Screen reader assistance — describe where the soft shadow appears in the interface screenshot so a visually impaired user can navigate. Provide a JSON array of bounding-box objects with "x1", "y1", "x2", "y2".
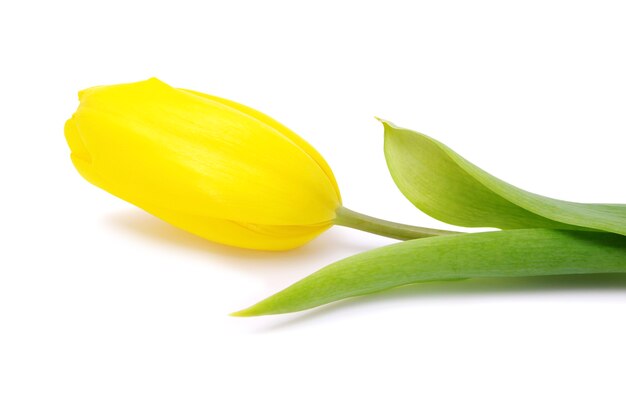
[
  {"x1": 259, "y1": 273, "x2": 626, "y2": 331},
  {"x1": 103, "y1": 209, "x2": 384, "y2": 274}
]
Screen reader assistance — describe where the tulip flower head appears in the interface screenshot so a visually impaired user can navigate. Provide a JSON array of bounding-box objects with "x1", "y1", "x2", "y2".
[{"x1": 65, "y1": 78, "x2": 342, "y2": 250}]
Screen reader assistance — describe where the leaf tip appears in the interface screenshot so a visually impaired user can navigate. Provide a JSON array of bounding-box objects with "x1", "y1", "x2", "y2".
[
  {"x1": 229, "y1": 308, "x2": 256, "y2": 317},
  {"x1": 375, "y1": 118, "x2": 405, "y2": 136},
  {"x1": 374, "y1": 116, "x2": 395, "y2": 127},
  {"x1": 230, "y1": 300, "x2": 274, "y2": 317}
]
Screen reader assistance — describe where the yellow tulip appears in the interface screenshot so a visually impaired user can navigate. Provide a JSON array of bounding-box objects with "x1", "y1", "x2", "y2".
[
  {"x1": 65, "y1": 78, "x2": 341, "y2": 250},
  {"x1": 65, "y1": 78, "x2": 452, "y2": 250}
]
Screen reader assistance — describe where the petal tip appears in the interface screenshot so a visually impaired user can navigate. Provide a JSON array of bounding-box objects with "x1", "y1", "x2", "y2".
[{"x1": 64, "y1": 116, "x2": 92, "y2": 163}]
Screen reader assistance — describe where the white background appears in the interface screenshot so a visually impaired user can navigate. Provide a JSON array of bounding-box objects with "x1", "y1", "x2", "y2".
[{"x1": 2, "y1": 1, "x2": 626, "y2": 413}]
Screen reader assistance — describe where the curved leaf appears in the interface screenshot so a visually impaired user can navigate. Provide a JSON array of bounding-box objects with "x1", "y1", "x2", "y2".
[
  {"x1": 382, "y1": 121, "x2": 626, "y2": 235},
  {"x1": 234, "y1": 229, "x2": 626, "y2": 316}
]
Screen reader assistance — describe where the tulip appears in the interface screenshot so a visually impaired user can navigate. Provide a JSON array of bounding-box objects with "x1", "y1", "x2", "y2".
[{"x1": 65, "y1": 78, "x2": 453, "y2": 250}]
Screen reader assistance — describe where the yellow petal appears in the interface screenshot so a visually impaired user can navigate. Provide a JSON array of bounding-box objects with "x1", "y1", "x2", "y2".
[
  {"x1": 65, "y1": 78, "x2": 341, "y2": 250},
  {"x1": 180, "y1": 88, "x2": 341, "y2": 202}
]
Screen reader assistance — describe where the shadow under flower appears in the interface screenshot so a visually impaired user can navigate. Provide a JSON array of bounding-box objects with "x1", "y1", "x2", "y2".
[{"x1": 103, "y1": 208, "x2": 389, "y2": 287}]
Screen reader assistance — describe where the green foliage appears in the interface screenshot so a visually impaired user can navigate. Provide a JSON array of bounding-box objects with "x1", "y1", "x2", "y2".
[
  {"x1": 235, "y1": 122, "x2": 626, "y2": 316},
  {"x1": 382, "y1": 120, "x2": 626, "y2": 234},
  {"x1": 234, "y1": 230, "x2": 626, "y2": 316}
]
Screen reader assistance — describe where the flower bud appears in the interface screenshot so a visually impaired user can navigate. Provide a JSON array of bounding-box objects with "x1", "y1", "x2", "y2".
[{"x1": 65, "y1": 78, "x2": 341, "y2": 250}]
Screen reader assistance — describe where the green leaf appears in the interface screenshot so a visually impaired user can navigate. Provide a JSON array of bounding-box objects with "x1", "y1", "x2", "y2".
[
  {"x1": 233, "y1": 229, "x2": 626, "y2": 316},
  {"x1": 382, "y1": 120, "x2": 626, "y2": 235}
]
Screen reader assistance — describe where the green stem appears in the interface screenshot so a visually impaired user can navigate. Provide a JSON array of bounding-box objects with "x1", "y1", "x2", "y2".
[{"x1": 334, "y1": 206, "x2": 459, "y2": 240}]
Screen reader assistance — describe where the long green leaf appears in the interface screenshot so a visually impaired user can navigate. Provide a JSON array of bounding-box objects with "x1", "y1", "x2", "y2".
[
  {"x1": 233, "y1": 229, "x2": 626, "y2": 316},
  {"x1": 382, "y1": 121, "x2": 626, "y2": 235}
]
